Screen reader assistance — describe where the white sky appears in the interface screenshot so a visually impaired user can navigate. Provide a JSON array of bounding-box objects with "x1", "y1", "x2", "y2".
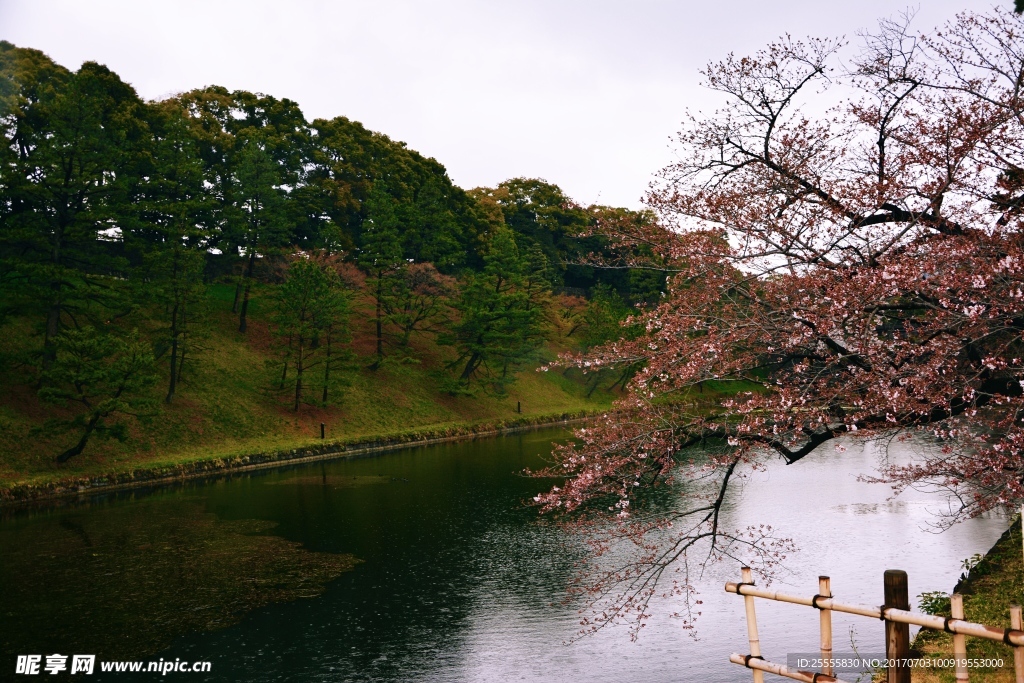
[{"x1": 0, "y1": 0, "x2": 998, "y2": 208}]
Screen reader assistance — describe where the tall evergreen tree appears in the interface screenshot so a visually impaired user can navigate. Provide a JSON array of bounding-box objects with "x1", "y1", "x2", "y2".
[
  {"x1": 440, "y1": 227, "x2": 547, "y2": 391},
  {"x1": 0, "y1": 49, "x2": 146, "y2": 367},
  {"x1": 403, "y1": 177, "x2": 464, "y2": 270},
  {"x1": 232, "y1": 135, "x2": 288, "y2": 333},
  {"x1": 134, "y1": 104, "x2": 212, "y2": 402},
  {"x1": 272, "y1": 255, "x2": 352, "y2": 411},
  {"x1": 358, "y1": 184, "x2": 405, "y2": 367}
]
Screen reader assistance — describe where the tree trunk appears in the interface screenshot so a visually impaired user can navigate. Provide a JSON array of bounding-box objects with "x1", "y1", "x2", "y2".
[
  {"x1": 178, "y1": 343, "x2": 186, "y2": 383},
  {"x1": 460, "y1": 352, "x2": 480, "y2": 381},
  {"x1": 43, "y1": 302, "x2": 61, "y2": 370},
  {"x1": 166, "y1": 302, "x2": 179, "y2": 403},
  {"x1": 43, "y1": 229, "x2": 64, "y2": 372},
  {"x1": 322, "y1": 325, "x2": 331, "y2": 405},
  {"x1": 239, "y1": 252, "x2": 256, "y2": 333},
  {"x1": 231, "y1": 279, "x2": 242, "y2": 313},
  {"x1": 56, "y1": 413, "x2": 101, "y2": 463},
  {"x1": 177, "y1": 298, "x2": 188, "y2": 384},
  {"x1": 373, "y1": 270, "x2": 384, "y2": 366},
  {"x1": 293, "y1": 336, "x2": 304, "y2": 412}
]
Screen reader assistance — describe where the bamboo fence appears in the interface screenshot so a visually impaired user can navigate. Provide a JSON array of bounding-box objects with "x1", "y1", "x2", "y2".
[{"x1": 724, "y1": 567, "x2": 1024, "y2": 683}]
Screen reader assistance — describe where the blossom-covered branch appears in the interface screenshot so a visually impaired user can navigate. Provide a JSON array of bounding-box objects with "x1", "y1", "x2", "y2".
[{"x1": 535, "y1": 7, "x2": 1024, "y2": 636}]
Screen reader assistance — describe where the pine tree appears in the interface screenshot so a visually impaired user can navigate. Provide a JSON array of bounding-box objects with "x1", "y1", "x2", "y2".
[
  {"x1": 135, "y1": 105, "x2": 212, "y2": 402},
  {"x1": 440, "y1": 227, "x2": 547, "y2": 392},
  {"x1": 0, "y1": 53, "x2": 146, "y2": 369},
  {"x1": 272, "y1": 256, "x2": 352, "y2": 411},
  {"x1": 39, "y1": 328, "x2": 156, "y2": 462},
  {"x1": 358, "y1": 184, "x2": 405, "y2": 367},
  {"x1": 233, "y1": 135, "x2": 289, "y2": 333}
]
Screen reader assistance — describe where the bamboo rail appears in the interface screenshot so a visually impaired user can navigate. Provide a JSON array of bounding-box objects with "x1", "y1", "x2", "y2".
[
  {"x1": 726, "y1": 567, "x2": 1024, "y2": 682},
  {"x1": 728, "y1": 653, "x2": 853, "y2": 683},
  {"x1": 724, "y1": 581, "x2": 1024, "y2": 646}
]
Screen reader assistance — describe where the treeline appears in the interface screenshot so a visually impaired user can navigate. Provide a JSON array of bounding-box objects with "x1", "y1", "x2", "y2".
[{"x1": 0, "y1": 42, "x2": 656, "y2": 461}]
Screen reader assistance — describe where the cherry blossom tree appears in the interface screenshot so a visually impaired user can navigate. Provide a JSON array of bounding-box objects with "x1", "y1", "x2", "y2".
[{"x1": 536, "y1": 7, "x2": 1024, "y2": 637}]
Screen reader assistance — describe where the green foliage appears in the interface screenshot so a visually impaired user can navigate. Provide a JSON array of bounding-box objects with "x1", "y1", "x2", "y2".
[
  {"x1": 358, "y1": 184, "x2": 406, "y2": 364},
  {"x1": 473, "y1": 179, "x2": 586, "y2": 289},
  {"x1": 580, "y1": 284, "x2": 633, "y2": 348},
  {"x1": 0, "y1": 40, "x2": 643, "y2": 469},
  {"x1": 0, "y1": 44, "x2": 144, "y2": 361},
  {"x1": 271, "y1": 256, "x2": 354, "y2": 410},
  {"x1": 381, "y1": 262, "x2": 456, "y2": 351},
  {"x1": 38, "y1": 328, "x2": 157, "y2": 462},
  {"x1": 959, "y1": 552, "x2": 993, "y2": 583},
  {"x1": 917, "y1": 591, "x2": 951, "y2": 616},
  {"x1": 440, "y1": 227, "x2": 547, "y2": 393},
  {"x1": 303, "y1": 116, "x2": 491, "y2": 269},
  {"x1": 472, "y1": 179, "x2": 667, "y2": 303}
]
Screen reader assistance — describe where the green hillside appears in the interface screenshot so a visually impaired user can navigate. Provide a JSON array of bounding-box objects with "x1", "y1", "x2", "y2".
[
  {"x1": 0, "y1": 283, "x2": 616, "y2": 489},
  {"x1": 0, "y1": 41, "x2": 655, "y2": 494}
]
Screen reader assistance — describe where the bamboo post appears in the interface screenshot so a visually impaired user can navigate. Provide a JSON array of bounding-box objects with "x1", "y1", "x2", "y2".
[
  {"x1": 819, "y1": 576, "x2": 834, "y2": 677},
  {"x1": 1011, "y1": 605, "x2": 1024, "y2": 683},
  {"x1": 951, "y1": 593, "x2": 969, "y2": 682},
  {"x1": 320, "y1": 422, "x2": 325, "y2": 439},
  {"x1": 741, "y1": 566, "x2": 766, "y2": 683},
  {"x1": 884, "y1": 570, "x2": 911, "y2": 683}
]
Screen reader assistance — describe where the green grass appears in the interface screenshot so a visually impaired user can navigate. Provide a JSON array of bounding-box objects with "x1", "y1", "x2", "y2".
[
  {"x1": 910, "y1": 519, "x2": 1023, "y2": 682},
  {"x1": 0, "y1": 284, "x2": 618, "y2": 490}
]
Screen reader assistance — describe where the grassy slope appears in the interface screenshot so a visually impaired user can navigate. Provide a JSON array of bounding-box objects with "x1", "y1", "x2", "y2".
[
  {"x1": 0, "y1": 284, "x2": 617, "y2": 488},
  {"x1": 909, "y1": 519, "x2": 1023, "y2": 683}
]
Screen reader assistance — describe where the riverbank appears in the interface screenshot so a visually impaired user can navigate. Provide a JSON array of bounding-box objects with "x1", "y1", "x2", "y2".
[
  {"x1": 910, "y1": 517, "x2": 1023, "y2": 682},
  {"x1": 0, "y1": 410, "x2": 594, "y2": 506},
  {"x1": 0, "y1": 283, "x2": 624, "y2": 496}
]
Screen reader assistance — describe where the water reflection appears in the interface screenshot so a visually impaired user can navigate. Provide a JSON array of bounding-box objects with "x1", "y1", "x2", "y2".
[
  {"x1": 0, "y1": 496, "x2": 357, "y2": 664},
  {"x1": 0, "y1": 429, "x2": 1010, "y2": 682}
]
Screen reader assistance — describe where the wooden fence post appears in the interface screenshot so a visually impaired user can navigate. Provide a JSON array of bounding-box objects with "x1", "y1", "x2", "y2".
[
  {"x1": 1011, "y1": 605, "x2": 1024, "y2": 683},
  {"x1": 741, "y1": 566, "x2": 765, "y2": 683},
  {"x1": 884, "y1": 569, "x2": 911, "y2": 683},
  {"x1": 819, "y1": 576, "x2": 833, "y2": 676},
  {"x1": 320, "y1": 422, "x2": 325, "y2": 439},
  {"x1": 950, "y1": 593, "x2": 969, "y2": 682}
]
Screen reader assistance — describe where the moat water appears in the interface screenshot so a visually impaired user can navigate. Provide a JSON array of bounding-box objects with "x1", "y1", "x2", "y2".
[{"x1": 0, "y1": 428, "x2": 1008, "y2": 681}]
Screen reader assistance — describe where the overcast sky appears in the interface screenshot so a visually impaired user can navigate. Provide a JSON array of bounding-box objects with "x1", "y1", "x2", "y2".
[{"x1": 0, "y1": 0, "x2": 998, "y2": 207}]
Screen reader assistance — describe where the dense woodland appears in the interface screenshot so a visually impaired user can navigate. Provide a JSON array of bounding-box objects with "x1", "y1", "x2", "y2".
[{"x1": 0, "y1": 41, "x2": 659, "y2": 464}]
